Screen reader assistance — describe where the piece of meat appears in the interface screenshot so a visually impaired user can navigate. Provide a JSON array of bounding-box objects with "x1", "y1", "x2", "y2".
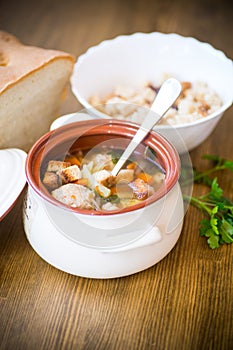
[
  {"x1": 51, "y1": 183, "x2": 97, "y2": 209},
  {"x1": 128, "y1": 178, "x2": 155, "y2": 200},
  {"x1": 42, "y1": 171, "x2": 61, "y2": 191}
]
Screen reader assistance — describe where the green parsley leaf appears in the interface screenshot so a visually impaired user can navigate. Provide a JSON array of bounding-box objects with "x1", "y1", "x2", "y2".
[
  {"x1": 207, "y1": 234, "x2": 220, "y2": 249},
  {"x1": 104, "y1": 195, "x2": 120, "y2": 203},
  {"x1": 184, "y1": 154, "x2": 233, "y2": 249},
  {"x1": 210, "y1": 206, "x2": 219, "y2": 235},
  {"x1": 200, "y1": 219, "x2": 213, "y2": 237},
  {"x1": 202, "y1": 154, "x2": 221, "y2": 162},
  {"x1": 210, "y1": 178, "x2": 223, "y2": 200},
  {"x1": 223, "y1": 160, "x2": 233, "y2": 171},
  {"x1": 219, "y1": 219, "x2": 233, "y2": 244}
]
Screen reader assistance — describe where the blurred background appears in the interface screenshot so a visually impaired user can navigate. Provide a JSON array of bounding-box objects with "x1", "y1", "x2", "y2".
[
  {"x1": 1, "y1": 0, "x2": 232, "y2": 52},
  {"x1": 1, "y1": 0, "x2": 232, "y2": 116}
]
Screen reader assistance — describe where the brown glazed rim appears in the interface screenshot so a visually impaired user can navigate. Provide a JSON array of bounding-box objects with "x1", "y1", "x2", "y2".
[{"x1": 26, "y1": 119, "x2": 180, "y2": 216}]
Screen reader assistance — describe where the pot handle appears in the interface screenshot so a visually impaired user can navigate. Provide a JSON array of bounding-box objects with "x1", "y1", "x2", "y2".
[{"x1": 103, "y1": 225, "x2": 162, "y2": 253}]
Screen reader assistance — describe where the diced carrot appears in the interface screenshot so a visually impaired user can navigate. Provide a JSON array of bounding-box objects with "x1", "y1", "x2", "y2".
[
  {"x1": 65, "y1": 155, "x2": 81, "y2": 166},
  {"x1": 73, "y1": 178, "x2": 89, "y2": 186},
  {"x1": 127, "y1": 162, "x2": 136, "y2": 170},
  {"x1": 136, "y1": 172, "x2": 154, "y2": 184}
]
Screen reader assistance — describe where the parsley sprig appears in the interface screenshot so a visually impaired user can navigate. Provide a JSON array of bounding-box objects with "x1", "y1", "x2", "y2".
[
  {"x1": 193, "y1": 154, "x2": 233, "y2": 185},
  {"x1": 182, "y1": 155, "x2": 233, "y2": 249}
]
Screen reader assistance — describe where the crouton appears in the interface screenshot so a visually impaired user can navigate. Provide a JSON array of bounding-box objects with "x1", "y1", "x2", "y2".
[
  {"x1": 42, "y1": 171, "x2": 61, "y2": 191},
  {"x1": 93, "y1": 170, "x2": 116, "y2": 187},
  {"x1": 47, "y1": 160, "x2": 71, "y2": 173},
  {"x1": 58, "y1": 165, "x2": 82, "y2": 183}
]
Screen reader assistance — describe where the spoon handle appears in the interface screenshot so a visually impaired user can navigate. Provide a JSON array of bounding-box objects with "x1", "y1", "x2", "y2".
[{"x1": 111, "y1": 78, "x2": 182, "y2": 176}]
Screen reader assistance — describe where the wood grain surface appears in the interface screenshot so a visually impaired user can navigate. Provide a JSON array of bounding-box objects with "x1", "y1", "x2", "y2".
[{"x1": 0, "y1": 0, "x2": 232, "y2": 349}]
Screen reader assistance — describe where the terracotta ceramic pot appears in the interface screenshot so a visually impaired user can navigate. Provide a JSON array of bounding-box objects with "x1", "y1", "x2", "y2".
[{"x1": 25, "y1": 119, "x2": 181, "y2": 249}]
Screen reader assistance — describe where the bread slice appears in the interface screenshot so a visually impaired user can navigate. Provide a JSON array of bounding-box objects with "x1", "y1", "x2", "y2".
[{"x1": 0, "y1": 31, "x2": 75, "y2": 151}]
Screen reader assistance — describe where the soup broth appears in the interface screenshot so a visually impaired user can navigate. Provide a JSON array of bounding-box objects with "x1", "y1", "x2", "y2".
[{"x1": 41, "y1": 147, "x2": 165, "y2": 212}]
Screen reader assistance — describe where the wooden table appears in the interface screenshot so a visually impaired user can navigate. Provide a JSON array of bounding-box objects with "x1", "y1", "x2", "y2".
[{"x1": 0, "y1": 0, "x2": 232, "y2": 349}]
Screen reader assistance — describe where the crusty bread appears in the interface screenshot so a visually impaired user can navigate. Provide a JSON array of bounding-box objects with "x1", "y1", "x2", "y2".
[{"x1": 0, "y1": 31, "x2": 75, "y2": 151}]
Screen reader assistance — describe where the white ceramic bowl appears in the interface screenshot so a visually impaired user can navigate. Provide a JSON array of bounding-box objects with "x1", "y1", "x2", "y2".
[
  {"x1": 25, "y1": 119, "x2": 182, "y2": 249},
  {"x1": 71, "y1": 32, "x2": 233, "y2": 153}
]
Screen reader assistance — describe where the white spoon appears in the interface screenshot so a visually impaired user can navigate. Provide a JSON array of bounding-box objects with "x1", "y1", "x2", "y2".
[{"x1": 111, "y1": 78, "x2": 182, "y2": 176}]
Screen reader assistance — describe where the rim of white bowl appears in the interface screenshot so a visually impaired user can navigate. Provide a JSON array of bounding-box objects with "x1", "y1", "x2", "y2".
[{"x1": 71, "y1": 32, "x2": 233, "y2": 130}]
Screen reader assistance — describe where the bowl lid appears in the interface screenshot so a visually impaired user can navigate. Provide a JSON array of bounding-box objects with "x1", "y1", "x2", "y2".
[{"x1": 0, "y1": 148, "x2": 27, "y2": 221}]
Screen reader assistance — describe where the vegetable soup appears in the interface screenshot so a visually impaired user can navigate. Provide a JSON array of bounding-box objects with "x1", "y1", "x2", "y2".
[{"x1": 42, "y1": 147, "x2": 165, "y2": 212}]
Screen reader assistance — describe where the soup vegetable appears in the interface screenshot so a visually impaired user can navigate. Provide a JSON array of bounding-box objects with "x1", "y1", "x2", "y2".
[{"x1": 42, "y1": 148, "x2": 165, "y2": 211}]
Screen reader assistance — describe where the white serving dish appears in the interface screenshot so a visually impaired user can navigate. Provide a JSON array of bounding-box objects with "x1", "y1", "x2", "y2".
[{"x1": 71, "y1": 32, "x2": 233, "y2": 153}]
